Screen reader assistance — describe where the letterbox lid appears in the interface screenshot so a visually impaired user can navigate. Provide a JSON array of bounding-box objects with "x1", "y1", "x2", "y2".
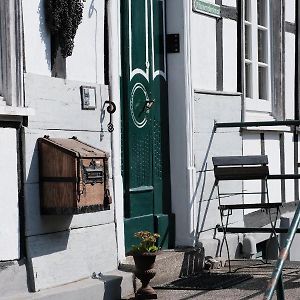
[{"x1": 39, "y1": 136, "x2": 108, "y2": 158}]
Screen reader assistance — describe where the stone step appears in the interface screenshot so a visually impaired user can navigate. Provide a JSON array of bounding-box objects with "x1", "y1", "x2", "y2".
[{"x1": 119, "y1": 248, "x2": 204, "y2": 286}]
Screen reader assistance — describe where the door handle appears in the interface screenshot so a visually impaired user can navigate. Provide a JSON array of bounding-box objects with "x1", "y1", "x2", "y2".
[
  {"x1": 144, "y1": 99, "x2": 155, "y2": 112},
  {"x1": 138, "y1": 98, "x2": 155, "y2": 117}
]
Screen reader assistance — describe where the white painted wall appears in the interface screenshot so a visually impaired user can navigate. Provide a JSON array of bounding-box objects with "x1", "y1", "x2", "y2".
[
  {"x1": 242, "y1": 132, "x2": 261, "y2": 210},
  {"x1": 193, "y1": 93, "x2": 243, "y2": 238},
  {"x1": 21, "y1": 0, "x2": 116, "y2": 285},
  {"x1": 222, "y1": 0, "x2": 236, "y2": 6},
  {"x1": 22, "y1": 0, "x2": 105, "y2": 84},
  {"x1": 67, "y1": 0, "x2": 105, "y2": 83},
  {"x1": 0, "y1": 128, "x2": 19, "y2": 260},
  {"x1": 223, "y1": 19, "x2": 237, "y2": 92},
  {"x1": 22, "y1": 0, "x2": 51, "y2": 76},
  {"x1": 27, "y1": 223, "x2": 117, "y2": 291},
  {"x1": 264, "y1": 133, "x2": 281, "y2": 203},
  {"x1": 191, "y1": 13, "x2": 216, "y2": 91},
  {"x1": 23, "y1": 73, "x2": 117, "y2": 290},
  {"x1": 285, "y1": 0, "x2": 295, "y2": 23},
  {"x1": 285, "y1": 33, "x2": 295, "y2": 120},
  {"x1": 284, "y1": 133, "x2": 295, "y2": 202}
]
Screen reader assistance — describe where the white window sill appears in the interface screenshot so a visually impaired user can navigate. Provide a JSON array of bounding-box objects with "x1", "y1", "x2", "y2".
[
  {"x1": 243, "y1": 111, "x2": 292, "y2": 133},
  {"x1": 0, "y1": 105, "x2": 35, "y2": 117},
  {"x1": 245, "y1": 98, "x2": 272, "y2": 113}
]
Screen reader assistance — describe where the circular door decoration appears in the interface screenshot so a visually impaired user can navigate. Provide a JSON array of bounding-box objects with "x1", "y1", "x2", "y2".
[{"x1": 130, "y1": 83, "x2": 150, "y2": 128}]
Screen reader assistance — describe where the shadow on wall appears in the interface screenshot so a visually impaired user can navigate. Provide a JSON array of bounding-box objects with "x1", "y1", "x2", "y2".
[
  {"x1": 26, "y1": 230, "x2": 71, "y2": 292},
  {"x1": 26, "y1": 141, "x2": 74, "y2": 235},
  {"x1": 25, "y1": 141, "x2": 73, "y2": 291},
  {"x1": 38, "y1": 0, "x2": 52, "y2": 71}
]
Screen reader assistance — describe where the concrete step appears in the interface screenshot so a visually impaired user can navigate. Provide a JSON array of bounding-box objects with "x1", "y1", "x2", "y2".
[
  {"x1": 119, "y1": 248, "x2": 205, "y2": 286},
  {"x1": 0, "y1": 270, "x2": 134, "y2": 300}
]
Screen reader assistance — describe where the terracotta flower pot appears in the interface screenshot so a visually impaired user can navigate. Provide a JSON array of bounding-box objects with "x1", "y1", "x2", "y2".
[{"x1": 133, "y1": 253, "x2": 157, "y2": 299}]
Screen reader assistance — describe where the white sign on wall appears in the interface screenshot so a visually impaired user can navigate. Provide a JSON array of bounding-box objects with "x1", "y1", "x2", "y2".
[{"x1": 192, "y1": 0, "x2": 221, "y2": 18}]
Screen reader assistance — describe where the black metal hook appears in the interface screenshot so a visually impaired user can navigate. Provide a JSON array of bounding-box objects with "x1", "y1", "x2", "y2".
[{"x1": 104, "y1": 101, "x2": 116, "y2": 114}]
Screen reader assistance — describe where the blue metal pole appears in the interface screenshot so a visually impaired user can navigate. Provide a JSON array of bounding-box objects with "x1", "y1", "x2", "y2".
[{"x1": 263, "y1": 202, "x2": 300, "y2": 299}]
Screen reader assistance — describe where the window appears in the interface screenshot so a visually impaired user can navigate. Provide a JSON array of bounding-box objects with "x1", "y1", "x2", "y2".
[
  {"x1": 244, "y1": 0, "x2": 272, "y2": 114},
  {"x1": 0, "y1": 0, "x2": 24, "y2": 108}
]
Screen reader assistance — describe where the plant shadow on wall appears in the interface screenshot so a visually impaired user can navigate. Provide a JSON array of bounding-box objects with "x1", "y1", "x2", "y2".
[{"x1": 38, "y1": 0, "x2": 52, "y2": 70}]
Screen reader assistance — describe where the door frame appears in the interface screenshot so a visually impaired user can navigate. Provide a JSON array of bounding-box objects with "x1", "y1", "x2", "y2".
[{"x1": 109, "y1": 0, "x2": 194, "y2": 260}]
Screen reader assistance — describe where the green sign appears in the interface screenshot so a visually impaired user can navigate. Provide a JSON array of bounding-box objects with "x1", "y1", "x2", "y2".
[{"x1": 193, "y1": 0, "x2": 221, "y2": 18}]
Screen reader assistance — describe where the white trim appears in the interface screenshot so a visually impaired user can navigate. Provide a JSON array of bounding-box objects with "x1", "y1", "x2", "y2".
[
  {"x1": 0, "y1": 0, "x2": 24, "y2": 108},
  {"x1": 129, "y1": 0, "x2": 149, "y2": 82},
  {"x1": 150, "y1": 0, "x2": 167, "y2": 80},
  {"x1": 0, "y1": 106, "x2": 34, "y2": 116},
  {"x1": 166, "y1": 0, "x2": 195, "y2": 246},
  {"x1": 244, "y1": 0, "x2": 272, "y2": 114},
  {"x1": 108, "y1": 0, "x2": 125, "y2": 261}
]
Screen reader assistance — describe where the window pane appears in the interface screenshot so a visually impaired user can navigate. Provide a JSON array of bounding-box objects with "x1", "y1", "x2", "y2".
[
  {"x1": 245, "y1": 63, "x2": 252, "y2": 98},
  {"x1": 257, "y1": 0, "x2": 267, "y2": 27},
  {"x1": 245, "y1": 0, "x2": 251, "y2": 22},
  {"x1": 258, "y1": 66, "x2": 268, "y2": 100},
  {"x1": 258, "y1": 29, "x2": 268, "y2": 63},
  {"x1": 245, "y1": 25, "x2": 252, "y2": 60}
]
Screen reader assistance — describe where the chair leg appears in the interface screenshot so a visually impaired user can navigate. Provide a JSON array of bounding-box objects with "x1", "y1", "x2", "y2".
[
  {"x1": 196, "y1": 181, "x2": 218, "y2": 244},
  {"x1": 217, "y1": 184, "x2": 231, "y2": 272},
  {"x1": 265, "y1": 179, "x2": 281, "y2": 260}
]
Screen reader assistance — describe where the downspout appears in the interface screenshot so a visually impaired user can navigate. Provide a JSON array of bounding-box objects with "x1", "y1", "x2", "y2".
[{"x1": 107, "y1": 0, "x2": 126, "y2": 261}]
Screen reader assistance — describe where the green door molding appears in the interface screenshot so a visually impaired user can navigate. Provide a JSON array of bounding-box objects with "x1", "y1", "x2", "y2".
[{"x1": 121, "y1": 0, "x2": 174, "y2": 253}]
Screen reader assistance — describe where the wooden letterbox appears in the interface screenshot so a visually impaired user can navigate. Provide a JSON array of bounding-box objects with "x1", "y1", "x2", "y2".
[{"x1": 38, "y1": 136, "x2": 111, "y2": 214}]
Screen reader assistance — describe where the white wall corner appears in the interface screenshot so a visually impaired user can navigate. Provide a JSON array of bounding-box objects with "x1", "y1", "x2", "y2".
[{"x1": 166, "y1": 0, "x2": 195, "y2": 247}]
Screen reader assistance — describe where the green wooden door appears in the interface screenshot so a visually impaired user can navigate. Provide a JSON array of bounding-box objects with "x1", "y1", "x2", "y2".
[{"x1": 121, "y1": 0, "x2": 173, "y2": 252}]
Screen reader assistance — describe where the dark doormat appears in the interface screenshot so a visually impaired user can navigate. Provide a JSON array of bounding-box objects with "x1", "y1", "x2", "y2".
[{"x1": 154, "y1": 272, "x2": 253, "y2": 290}]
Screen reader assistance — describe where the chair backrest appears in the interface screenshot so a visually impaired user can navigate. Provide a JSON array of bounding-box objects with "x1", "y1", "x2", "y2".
[{"x1": 212, "y1": 155, "x2": 269, "y2": 181}]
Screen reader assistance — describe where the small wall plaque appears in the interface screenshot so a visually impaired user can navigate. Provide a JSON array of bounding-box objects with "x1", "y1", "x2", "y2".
[{"x1": 80, "y1": 86, "x2": 97, "y2": 110}]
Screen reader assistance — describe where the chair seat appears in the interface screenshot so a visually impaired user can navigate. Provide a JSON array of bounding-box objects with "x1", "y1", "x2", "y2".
[{"x1": 217, "y1": 227, "x2": 299, "y2": 233}]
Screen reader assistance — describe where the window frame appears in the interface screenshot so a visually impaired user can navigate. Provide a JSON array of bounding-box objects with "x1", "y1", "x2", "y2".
[{"x1": 243, "y1": 0, "x2": 273, "y2": 114}]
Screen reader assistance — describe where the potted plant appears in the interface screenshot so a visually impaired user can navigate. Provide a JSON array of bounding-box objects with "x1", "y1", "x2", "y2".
[{"x1": 130, "y1": 231, "x2": 160, "y2": 299}]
